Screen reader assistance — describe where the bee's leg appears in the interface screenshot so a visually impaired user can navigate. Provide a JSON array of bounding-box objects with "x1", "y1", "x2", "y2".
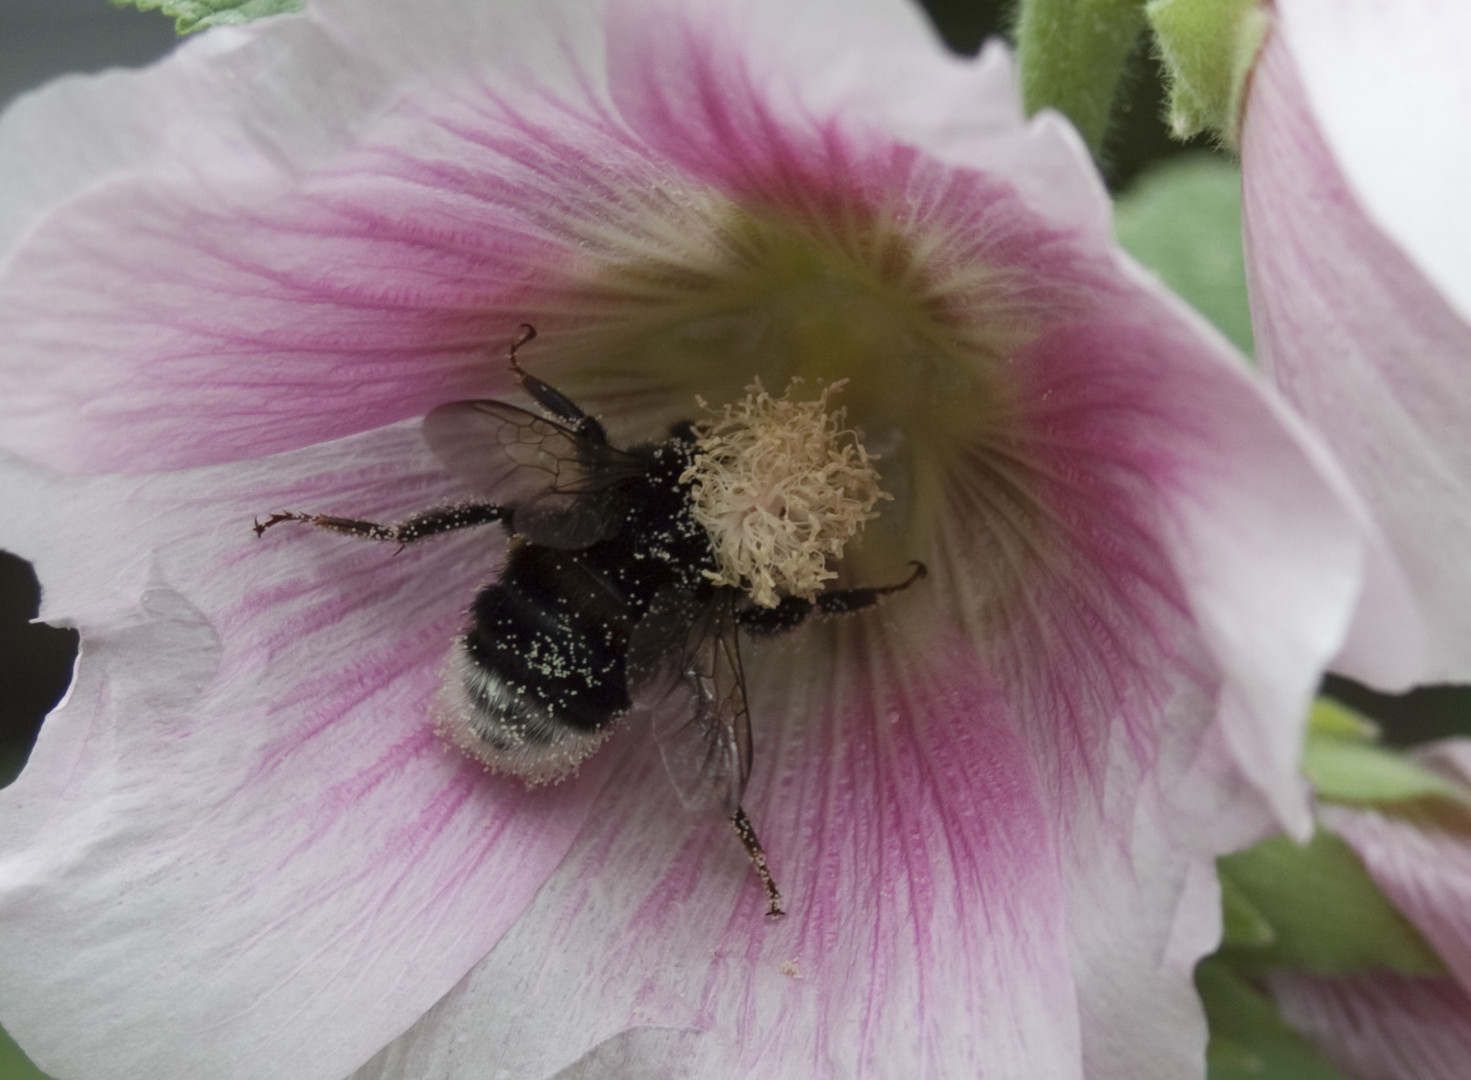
[
  {"x1": 812, "y1": 560, "x2": 928, "y2": 614},
  {"x1": 736, "y1": 561, "x2": 928, "y2": 637},
  {"x1": 504, "y1": 324, "x2": 609, "y2": 446},
  {"x1": 730, "y1": 806, "x2": 784, "y2": 919},
  {"x1": 253, "y1": 502, "x2": 511, "y2": 545}
]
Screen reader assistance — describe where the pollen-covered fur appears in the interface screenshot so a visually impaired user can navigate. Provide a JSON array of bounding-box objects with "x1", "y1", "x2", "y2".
[{"x1": 433, "y1": 642, "x2": 614, "y2": 785}]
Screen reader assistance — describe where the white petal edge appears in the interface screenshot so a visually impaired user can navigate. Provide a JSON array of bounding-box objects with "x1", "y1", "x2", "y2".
[
  {"x1": 1275, "y1": 0, "x2": 1471, "y2": 325},
  {"x1": 1242, "y1": 29, "x2": 1469, "y2": 685}
]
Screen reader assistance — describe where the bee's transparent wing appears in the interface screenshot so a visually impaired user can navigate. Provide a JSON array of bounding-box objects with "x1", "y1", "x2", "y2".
[
  {"x1": 423, "y1": 400, "x2": 643, "y2": 549},
  {"x1": 627, "y1": 589, "x2": 752, "y2": 815}
]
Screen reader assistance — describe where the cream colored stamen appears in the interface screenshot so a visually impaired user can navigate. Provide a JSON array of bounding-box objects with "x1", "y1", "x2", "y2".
[{"x1": 681, "y1": 380, "x2": 889, "y2": 608}]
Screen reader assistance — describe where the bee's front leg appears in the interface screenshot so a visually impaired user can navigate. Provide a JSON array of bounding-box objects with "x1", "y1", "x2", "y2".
[
  {"x1": 503, "y1": 323, "x2": 609, "y2": 446},
  {"x1": 736, "y1": 561, "x2": 928, "y2": 636}
]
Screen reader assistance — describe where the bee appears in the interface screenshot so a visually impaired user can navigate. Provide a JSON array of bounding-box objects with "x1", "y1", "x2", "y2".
[{"x1": 255, "y1": 326, "x2": 925, "y2": 917}]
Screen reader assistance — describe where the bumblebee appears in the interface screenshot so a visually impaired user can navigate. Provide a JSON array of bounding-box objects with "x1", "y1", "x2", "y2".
[{"x1": 257, "y1": 327, "x2": 924, "y2": 916}]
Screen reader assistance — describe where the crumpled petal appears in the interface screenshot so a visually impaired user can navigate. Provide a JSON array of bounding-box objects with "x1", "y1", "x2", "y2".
[
  {"x1": 0, "y1": 433, "x2": 620, "y2": 1080},
  {"x1": 1240, "y1": 1, "x2": 1471, "y2": 685}
]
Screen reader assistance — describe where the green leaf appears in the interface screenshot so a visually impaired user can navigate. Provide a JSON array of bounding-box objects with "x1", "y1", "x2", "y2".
[
  {"x1": 1218, "y1": 831, "x2": 1445, "y2": 976},
  {"x1": 1013, "y1": 0, "x2": 1147, "y2": 152},
  {"x1": 111, "y1": 0, "x2": 303, "y2": 35},
  {"x1": 1305, "y1": 736, "x2": 1471, "y2": 808},
  {"x1": 1197, "y1": 959, "x2": 1352, "y2": 1080},
  {"x1": 1114, "y1": 153, "x2": 1253, "y2": 355},
  {"x1": 1145, "y1": 0, "x2": 1267, "y2": 145},
  {"x1": 1220, "y1": 875, "x2": 1275, "y2": 949},
  {"x1": 1306, "y1": 698, "x2": 1378, "y2": 743},
  {"x1": 1303, "y1": 698, "x2": 1471, "y2": 808}
]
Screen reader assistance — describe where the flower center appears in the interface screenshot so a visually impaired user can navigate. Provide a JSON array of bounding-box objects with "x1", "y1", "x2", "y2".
[
  {"x1": 681, "y1": 380, "x2": 889, "y2": 607},
  {"x1": 543, "y1": 201, "x2": 1035, "y2": 582}
]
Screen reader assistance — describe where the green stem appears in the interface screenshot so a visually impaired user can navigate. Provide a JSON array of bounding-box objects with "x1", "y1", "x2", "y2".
[{"x1": 1013, "y1": 0, "x2": 1147, "y2": 153}]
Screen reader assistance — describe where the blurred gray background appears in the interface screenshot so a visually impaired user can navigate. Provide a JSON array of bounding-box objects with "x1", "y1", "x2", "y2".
[{"x1": 0, "y1": 0, "x2": 176, "y2": 105}]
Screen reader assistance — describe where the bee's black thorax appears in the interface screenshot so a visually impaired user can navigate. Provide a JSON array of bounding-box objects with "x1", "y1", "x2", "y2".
[{"x1": 462, "y1": 438, "x2": 717, "y2": 736}]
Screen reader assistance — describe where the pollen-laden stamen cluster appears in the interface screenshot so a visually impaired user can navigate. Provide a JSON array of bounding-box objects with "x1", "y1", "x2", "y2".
[{"x1": 681, "y1": 380, "x2": 890, "y2": 608}]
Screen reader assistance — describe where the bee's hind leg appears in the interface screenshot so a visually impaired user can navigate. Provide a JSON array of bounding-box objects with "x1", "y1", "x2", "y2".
[
  {"x1": 730, "y1": 806, "x2": 785, "y2": 919},
  {"x1": 725, "y1": 564, "x2": 928, "y2": 919},
  {"x1": 253, "y1": 502, "x2": 511, "y2": 546}
]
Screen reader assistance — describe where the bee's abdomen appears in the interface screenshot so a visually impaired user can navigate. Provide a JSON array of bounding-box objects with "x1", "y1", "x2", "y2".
[{"x1": 462, "y1": 545, "x2": 634, "y2": 735}]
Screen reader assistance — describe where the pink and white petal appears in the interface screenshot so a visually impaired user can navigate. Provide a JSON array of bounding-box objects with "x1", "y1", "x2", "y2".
[
  {"x1": 0, "y1": 0, "x2": 1102, "y2": 485},
  {"x1": 1058, "y1": 790, "x2": 1220, "y2": 1079},
  {"x1": 0, "y1": 0, "x2": 615, "y2": 267},
  {"x1": 1241, "y1": 28, "x2": 1471, "y2": 684},
  {"x1": 0, "y1": 0, "x2": 732, "y2": 474},
  {"x1": 0, "y1": 18, "x2": 392, "y2": 265},
  {"x1": 0, "y1": 435, "x2": 612, "y2": 1080},
  {"x1": 609, "y1": 0, "x2": 1365, "y2": 829},
  {"x1": 987, "y1": 302, "x2": 1362, "y2": 1073},
  {"x1": 357, "y1": 633, "x2": 1086, "y2": 1080},
  {"x1": 1008, "y1": 295, "x2": 1362, "y2": 840},
  {"x1": 1272, "y1": 0, "x2": 1471, "y2": 325},
  {"x1": 611, "y1": 0, "x2": 1367, "y2": 834},
  {"x1": 1268, "y1": 972, "x2": 1471, "y2": 1080},
  {"x1": 1006, "y1": 270, "x2": 1441, "y2": 1077},
  {"x1": 605, "y1": 0, "x2": 1111, "y2": 242},
  {"x1": 936, "y1": 294, "x2": 1360, "y2": 1076},
  {"x1": 309, "y1": 0, "x2": 609, "y2": 103},
  {"x1": 353, "y1": 220, "x2": 1370, "y2": 1080}
]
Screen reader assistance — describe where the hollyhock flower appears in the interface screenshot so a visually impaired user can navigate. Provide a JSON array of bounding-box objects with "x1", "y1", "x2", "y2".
[
  {"x1": 0, "y1": 0, "x2": 1376, "y2": 1076},
  {"x1": 1239, "y1": 0, "x2": 1471, "y2": 686},
  {"x1": 1268, "y1": 740, "x2": 1471, "y2": 1079}
]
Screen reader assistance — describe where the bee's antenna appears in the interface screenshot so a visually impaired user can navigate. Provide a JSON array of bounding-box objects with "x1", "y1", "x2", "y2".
[
  {"x1": 731, "y1": 807, "x2": 785, "y2": 919},
  {"x1": 507, "y1": 323, "x2": 537, "y2": 380}
]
